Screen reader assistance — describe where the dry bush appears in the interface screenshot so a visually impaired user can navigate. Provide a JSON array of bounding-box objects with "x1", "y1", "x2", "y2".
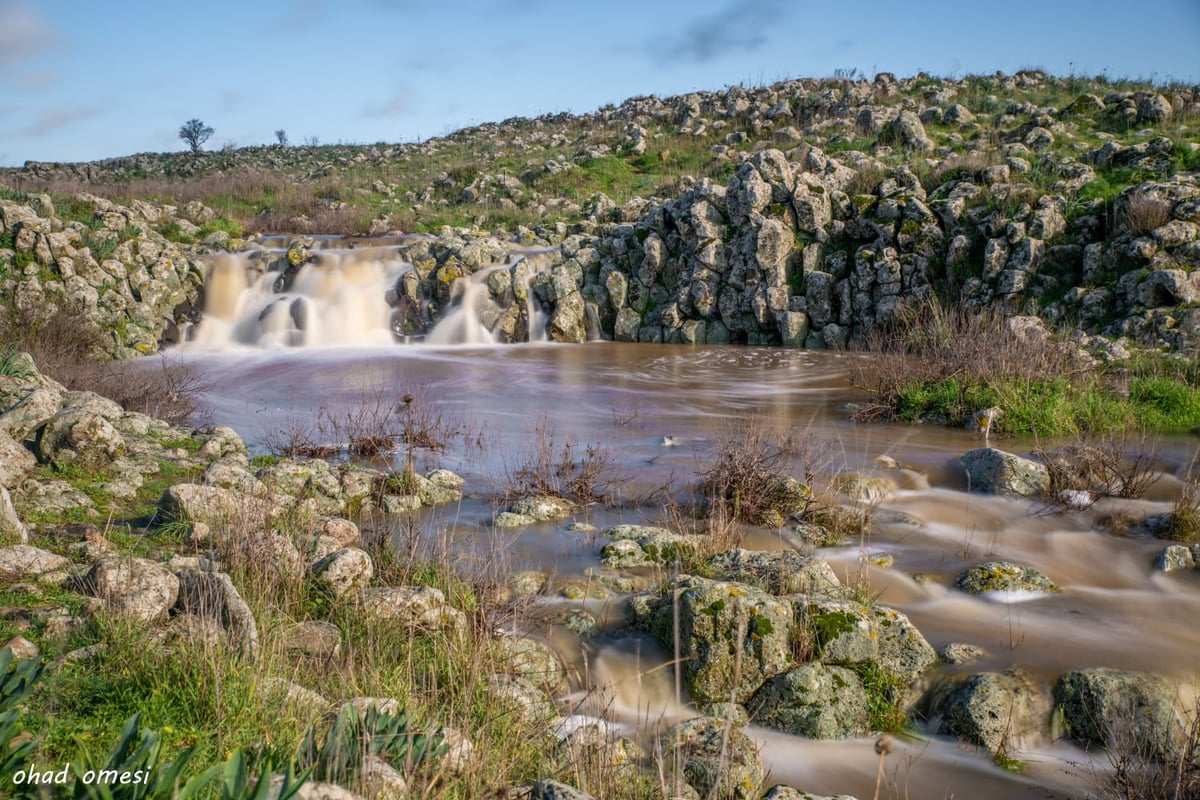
[
  {"x1": 851, "y1": 297, "x2": 1088, "y2": 422},
  {"x1": 1035, "y1": 434, "x2": 1163, "y2": 504},
  {"x1": 500, "y1": 421, "x2": 625, "y2": 505},
  {"x1": 1116, "y1": 189, "x2": 1174, "y2": 238},
  {"x1": 696, "y1": 423, "x2": 815, "y2": 527},
  {"x1": 1088, "y1": 696, "x2": 1200, "y2": 800},
  {"x1": 260, "y1": 381, "x2": 461, "y2": 462},
  {"x1": 0, "y1": 307, "x2": 207, "y2": 426}
]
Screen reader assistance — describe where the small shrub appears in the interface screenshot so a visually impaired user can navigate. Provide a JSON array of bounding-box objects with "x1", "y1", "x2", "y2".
[
  {"x1": 1161, "y1": 479, "x2": 1200, "y2": 544},
  {"x1": 1116, "y1": 189, "x2": 1173, "y2": 237},
  {"x1": 696, "y1": 424, "x2": 813, "y2": 527},
  {"x1": 501, "y1": 421, "x2": 623, "y2": 505}
]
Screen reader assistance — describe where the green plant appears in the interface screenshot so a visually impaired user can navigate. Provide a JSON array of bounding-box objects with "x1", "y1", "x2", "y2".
[{"x1": 296, "y1": 703, "x2": 446, "y2": 787}]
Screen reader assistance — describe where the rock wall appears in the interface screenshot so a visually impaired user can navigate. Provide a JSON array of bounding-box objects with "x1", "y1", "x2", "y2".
[{"x1": 0, "y1": 193, "x2": 206, "y2": 357}]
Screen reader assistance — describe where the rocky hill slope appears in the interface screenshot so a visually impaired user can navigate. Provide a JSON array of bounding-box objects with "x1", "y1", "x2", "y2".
[{"x1": 2, "y1": 70, "x2": 1199, "y2": 356}]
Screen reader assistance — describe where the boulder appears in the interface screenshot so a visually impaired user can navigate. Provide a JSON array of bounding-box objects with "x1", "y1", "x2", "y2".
[
  {"x1": 601, "y1": 525, "x2": 700, "y2": 567},
  {"x1": 938, "y1": 670, "x2": 1052, "y2": 755},
  {"x1": 35, "y1": 410, "x2": 125, "y2": 469},
  {"x1": 310, "y1": 548, "x2": 374, "y2": 598},
  {"x1": 484, "y1": 674, "x2": 559, "y2": 725},
  {"x1": 0, "y1": 429, "x2": 36, "y2": 488},
  {"x1": 960, "y1": 448, "x2": 1049, "y2": 498},
  {"x1": 159, "y1": 483, "x2": 262, "y2": 526},
  {"x1": 890, "y1": 111, "x2": 935, "y2": 152},
  {"x1": 509, "y1": 495, "x2": 575, "y2": 521},
  {"x1": 0, "y1": 387, "x2": 63, "y2": 440},
  {"x1": 86, "y1": 555, "x2": 179, "y2": 622},
  {"x1": 629, "y1": 575, "x2": 793, "y2": 704},
  {"x1": 494, "y1": 635, "x2": 566, "y2": 693},
  {"x1": 660, "y1": 716, "x2": 763, "y2": 800},
  {"x1": 0, "y1": 488, "x2": 29, "y2": 544},
  {"x1": 748, "y1": 663, "x2": 871, "y2": 738},
  {"x1": 13, "y1": 478, "x2": 93, "y2": 518},
  {"x1": 799, "y1": 599, "x2": 938, "y2": 684},
  {"x1": 956, "y1": 561, "x2": 1059, "y2": 596},
  {"x1": 0, "y1": 544, "x2": 69, "y2": 579},
  {"x1": 1154, "y1": 545, "x2": 1195, "y2": 572},
  {"x1": 174, "y1": 568, "x2": 260, "y2": 656},
  {"x1": 1055, "y1": 668, "x2": 1183, "y2": 758},
  {"x1": 705, "y1": 549, "x2": 841, "y2": 596}
]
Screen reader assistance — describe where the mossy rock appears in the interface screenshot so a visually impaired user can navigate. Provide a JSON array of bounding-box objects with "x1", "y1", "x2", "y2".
[{"x1": 956, "y1": 560, "x2": 1059, "y2": 595}]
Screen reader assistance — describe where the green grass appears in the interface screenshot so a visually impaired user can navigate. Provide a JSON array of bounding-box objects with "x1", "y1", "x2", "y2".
[{"x1": 893, "y1": 374, "x2": 1200, "y2": 436}]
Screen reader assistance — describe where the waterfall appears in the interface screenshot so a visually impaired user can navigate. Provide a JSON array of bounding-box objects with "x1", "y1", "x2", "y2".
[{"x1": 180, "y1": 245, "x2": 555, "y2": 351}]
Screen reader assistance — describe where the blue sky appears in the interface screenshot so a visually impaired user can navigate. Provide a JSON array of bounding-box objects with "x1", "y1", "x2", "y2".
[{"x1": 1, "y1": 0, "x2": 1197, "y2": 167}]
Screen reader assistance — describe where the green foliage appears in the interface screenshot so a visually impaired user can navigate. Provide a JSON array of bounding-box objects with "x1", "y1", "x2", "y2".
[
  {"x1": 1128, "y1": 376, "x2": 1200, "y2": 432},
  {"x1": 297, "y1": 703, "x2": 446, "y2": 787},
  {"x1": 0, "y1": 344, "x2": 36, "y2": 379},
  {"x1": 197, "y1": 217, "x2": 244, "y2": 239},
  {"x1": 851, "y1": 662, "x2": 909, "y2": 734},
  {"x1": 82, "y1": 231, "x2": 119, "y2": 262}
]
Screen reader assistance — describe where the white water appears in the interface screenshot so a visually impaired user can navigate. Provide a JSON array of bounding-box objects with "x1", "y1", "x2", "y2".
[{"x1": 183, "y1": 246, "x2": 553, "y2": 350}]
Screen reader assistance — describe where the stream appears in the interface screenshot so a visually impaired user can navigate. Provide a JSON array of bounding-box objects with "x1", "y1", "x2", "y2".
[{"x1": 160, "y1": 243, "x2": 1200, "y2": 799}]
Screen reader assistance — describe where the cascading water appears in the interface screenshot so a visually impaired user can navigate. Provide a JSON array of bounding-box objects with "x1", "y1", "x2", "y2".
[{"x1": 180, "y1": 244, "x2": 556, "y2": 350}]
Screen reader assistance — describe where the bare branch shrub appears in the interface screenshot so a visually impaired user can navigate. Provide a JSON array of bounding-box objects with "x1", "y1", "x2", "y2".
[
  {"x1": 500, "y1": 420, "x2": 625, "y2": 505},
  {"x1": 1036, "y1": 433, "x2": 1163, "y2": 504},
  {"x1": 1088, "y1": 695, "x2": 1200, "y2": 800},
  {"x1": 0, "y1": 307, "x2": 208, "y2": 426},
  {"x1": 1116, "y1": 189, "x2": 1173, "y2": 237},
  {"x1": 696, "y1": 423, "x2": 815, "y2": 527}
]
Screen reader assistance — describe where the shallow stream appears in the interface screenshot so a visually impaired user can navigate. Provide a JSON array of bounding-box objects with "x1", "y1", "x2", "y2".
[
  {"x1": 162, "y1": 243, "x2": 1200, "y2": 799},
  {"x1": 167, "y1": 340, "x2": 1200, "y2": 800}
]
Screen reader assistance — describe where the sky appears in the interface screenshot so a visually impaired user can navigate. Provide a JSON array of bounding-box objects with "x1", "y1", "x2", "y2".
[{"x1": 1, "y1": 0, "x2": 1197, "y2": 167}]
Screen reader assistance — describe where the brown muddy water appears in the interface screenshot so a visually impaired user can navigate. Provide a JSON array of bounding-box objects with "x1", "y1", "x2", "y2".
[{"x1": 159, "y1": 339, "x2": 1200, "y2": 800}]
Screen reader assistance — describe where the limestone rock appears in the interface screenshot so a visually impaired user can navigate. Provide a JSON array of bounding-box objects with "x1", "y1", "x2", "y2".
[
  {"x1": 1055, "y1": 668, "x2": 1183, "y2": 758},
  {"x1": 960, "y1": 448, "x2": 1049, "y2": 498},
  {"x1": 0, "y1": 544, "x2": 69, "y2": 579},
  {"x1": 629, "y1": 575, "x2": 793, "y2": 704},
  {"x1": 494, "y1": 635, "x2": 566, "y2": 693},
  {"x1": 509, "y1": 495, "x2": 575, "y2": 522},
  {"x1": 705, "y1": 549, "x2": 841, "y2": 596},
  {"x1": 938, "y1": 670, "x2": 1052, "y2": 755},
  {"x1": 660, "y1": 716, "x2": 763, "y2": 800},
  {"x1": 748, "y1": 663, "x2": 871, "y2": 738},
  {"x1": 86, "y1": 555, "x2": 179, "y2": 622},
  {"x1": 799, "y1": 598, "x2": 938, "y2": 684},
  {"x1": 0, "y1": 429, "x2": 36, "y2": 488},
  {"x1": 174, "y1": 568, "x2": 260, "y2": 656},
  {"x1": 0, "y1": 488, "x2": 29, "y2": 544},
  {"x1": 34, "y1": 410, "x2": 125, "y2": 469},
  {"x1": 956, "y1": 561, "x2": 1059, "y2": 596},
  {"x1": 310, "y1": 548, "x2": 373, "y2": 598}
]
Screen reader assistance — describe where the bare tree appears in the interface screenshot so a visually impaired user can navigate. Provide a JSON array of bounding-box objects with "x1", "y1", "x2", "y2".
[
  {"x1": 179, "y1": 118, "x2": 214, "y2": 153},
  {"x1": 275, "y1": 129, "x2": 289, "y2": 147}
]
